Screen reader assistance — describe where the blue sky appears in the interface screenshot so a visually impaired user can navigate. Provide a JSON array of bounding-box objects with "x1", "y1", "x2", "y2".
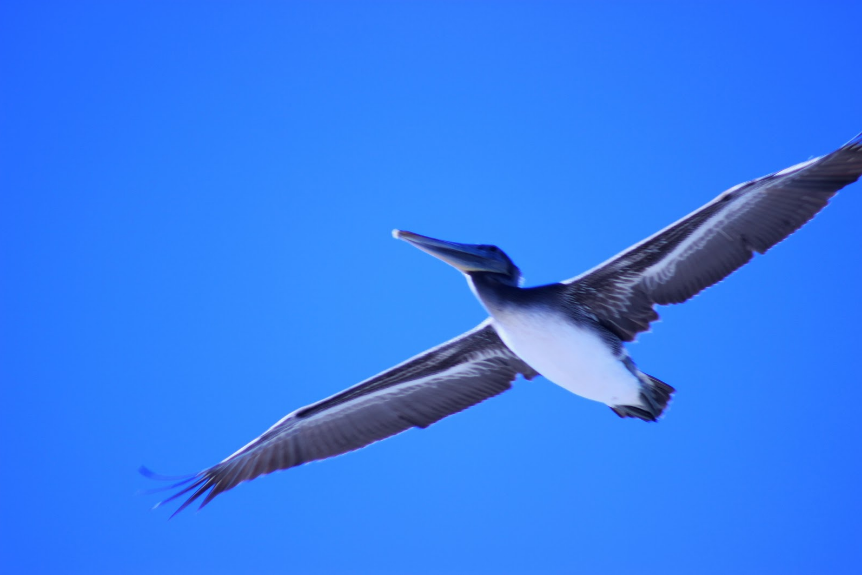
[{"x1": 2, "y1": 2, "x2": 861, "y2": 574}]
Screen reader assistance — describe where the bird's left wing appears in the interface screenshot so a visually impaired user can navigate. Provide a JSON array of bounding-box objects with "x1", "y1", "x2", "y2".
[
  {"x1": 143, "y1": 320, "x2": 537, "y2": 516},
  {"x1": 563, "y1": 135, "x2": 862, "y2": 341}
]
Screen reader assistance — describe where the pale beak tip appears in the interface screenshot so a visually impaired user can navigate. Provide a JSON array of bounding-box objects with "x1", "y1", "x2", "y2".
[{"x1": 392, "y1": 229, "x2": 404, "y2": 240}]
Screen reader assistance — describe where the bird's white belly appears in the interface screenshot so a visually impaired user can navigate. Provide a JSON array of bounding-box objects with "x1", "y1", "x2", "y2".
[{"x1": 491, "y1": 311, "x2": 642, "y2": 406}]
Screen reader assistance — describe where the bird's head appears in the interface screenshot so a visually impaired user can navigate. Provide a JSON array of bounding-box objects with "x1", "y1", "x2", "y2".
[{"x1": 393, "y1": 230, "x2": 522, "y2": 286}]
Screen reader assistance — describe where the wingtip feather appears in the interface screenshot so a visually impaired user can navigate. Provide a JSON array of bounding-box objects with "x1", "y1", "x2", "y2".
[{"x1": 138, "y1": 465, "x2": 195, "y2": 482}]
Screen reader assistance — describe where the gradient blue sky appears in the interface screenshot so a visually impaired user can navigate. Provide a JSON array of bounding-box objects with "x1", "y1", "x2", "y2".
[{"x1": 2, "y1": 2, "x2": 861, "y2": 574}]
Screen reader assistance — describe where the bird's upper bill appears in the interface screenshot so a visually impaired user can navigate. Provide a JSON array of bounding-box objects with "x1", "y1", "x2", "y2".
[{"x1": 393, "y1": 229, "x2": 512, "y2": 275}]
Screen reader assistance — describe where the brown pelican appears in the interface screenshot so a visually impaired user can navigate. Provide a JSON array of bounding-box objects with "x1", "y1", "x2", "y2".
[{"x1": 143, "y1": 135, "x2": 862, "y2": 516}]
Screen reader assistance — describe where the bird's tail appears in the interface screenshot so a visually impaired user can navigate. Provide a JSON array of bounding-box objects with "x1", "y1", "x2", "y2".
[{"x1": 610, "y1": 373, "x2": 675, "y2": 422}]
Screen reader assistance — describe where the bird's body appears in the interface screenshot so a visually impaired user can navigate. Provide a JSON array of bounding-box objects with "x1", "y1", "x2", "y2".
[
  {"x1": 493, "y1": 308, "x2": 642, "y2": 406},
  {"x1": 471, "y1": 278, "x2": 644, "y2": 407},
  {"x1": 144, "y1": 134, "x2": 862, "y2": 516}
]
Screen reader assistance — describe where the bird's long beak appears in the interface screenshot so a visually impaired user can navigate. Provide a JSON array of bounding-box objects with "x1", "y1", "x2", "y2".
[{"x1": 393, "y1": 230, "x2": 509, "y2": 274}]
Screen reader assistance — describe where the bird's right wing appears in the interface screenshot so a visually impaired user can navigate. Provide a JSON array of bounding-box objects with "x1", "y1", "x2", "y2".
[
  {"x1": 144, "y1": 320, "x2": 537, "y2": 516},
  {"x1": 562, "y1": 134, "x2": 862, "y2": 341}
]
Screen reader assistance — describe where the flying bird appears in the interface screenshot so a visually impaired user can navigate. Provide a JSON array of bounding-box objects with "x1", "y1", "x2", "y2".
[{"x1": 144, "y1": 135, "x2": 862, "y2": 516}]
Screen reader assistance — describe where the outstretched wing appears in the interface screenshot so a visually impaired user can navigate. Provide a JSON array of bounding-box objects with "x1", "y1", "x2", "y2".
[
  {"x1": 564, "y1": 135, "x2": 862, "y2": 341},
  {"x1": 144, "y1": 320, "x2": 537, "y2": 516}
]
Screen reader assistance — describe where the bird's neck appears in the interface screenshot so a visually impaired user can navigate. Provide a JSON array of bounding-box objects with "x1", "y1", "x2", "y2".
[{"x1": 467, "y1": 272, "x2": 524, "y2": 315}]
